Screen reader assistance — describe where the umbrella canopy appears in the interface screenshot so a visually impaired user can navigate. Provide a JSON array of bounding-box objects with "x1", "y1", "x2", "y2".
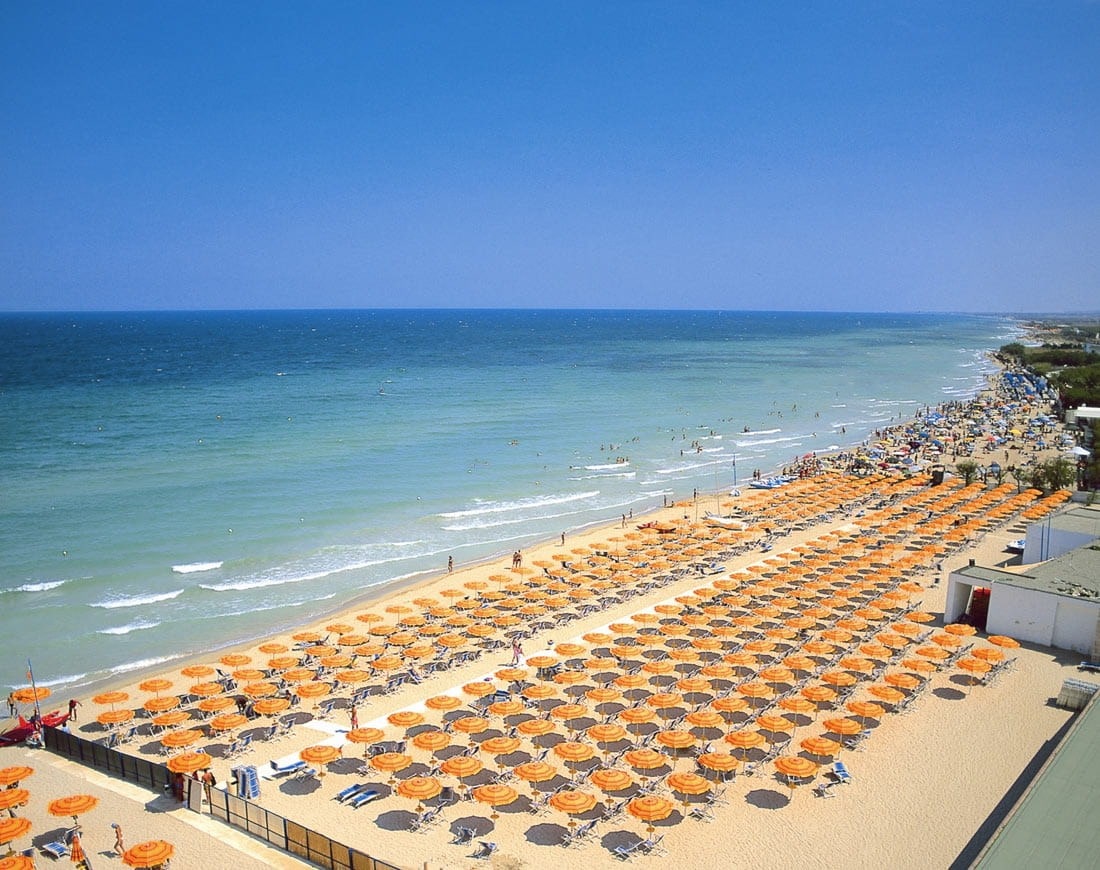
[
  {"x1": 424, "y1": 694, "x2": 464, "y2": 711},
  {"x1": 822, "y1": 717, "x2": 863, "y2": 737},
  {"x1": 667, "y1": 771, "x2": 711, "y2": 798},
  {"x1": 121, "y1": 840, "x2": 175, "y2": 868},
  {"x1": 0, "y1": 768, "x2": 33, "y2": 788},
  {"x1": 166, "y1": 752, "x2": 214, "y2": 774},
  {"x1": 440, "y1": 756, "x2": 484, "y2": 779},
  {"x1": 46, "y1": 794, "x2": 98, "y2": 821},
  {"x1": 549, "y1": 789, "x2": 598, "y2": 823},
  {"x1": 697, "y1": 752, "x2": 739, "y2": 775},
  {"x1": 799, "y1": 736, "x2": 842, "y2": 758},
  {"x1": 0, "y1": 791, "x2": 28, "y2": 813},
  {"x1": 92, "y1": 691, "x2": 130, "y2": 707},
  {"x1": 160, "y1": 729, "x2": 203, "y2": 749},
  {"x1": 370, "y1": 752, "x2": 413, "y2": 778},
  {"x1": 774, "y1": 755, "x2": 819, "y2": 786},
  {"x1": 395, "y1": 776, "x2": 443, "y2": 807},
  {"x1": 627, "y1": 794, "x2": 674, "y2": 831},
  {"x1": 300, "y1": 745, "x2": 341, "y2": 767},
  {"x1": 411, "y1": 730, "x2": 451, "y2": 753},
  {"x1": 0, "y1": 855, "x2": 34, "y2": 870},
  {"x1": 589, "y1": 768, "x2": 635, "y2": 792},
  {"x1": 11, "y1": 687, "x2": 50, "y2": 704},
  {"x1": 515, "y1": 761, "x2": 558, "y2": 784},
  {"x1": 0, "y1": 818, "x2": 32, "y2": 846},
  {"x1": 472, "y1": 783, "x2": 519, "y2": 817}
]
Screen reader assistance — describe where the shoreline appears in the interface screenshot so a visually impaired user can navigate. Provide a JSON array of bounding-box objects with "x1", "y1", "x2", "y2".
[
  {"x1": 18, "y1": 350, "x2": 1023, "y2": 709},
  {"x1": 8, "y1": 333, "x2": 1086, "y2": 870}
]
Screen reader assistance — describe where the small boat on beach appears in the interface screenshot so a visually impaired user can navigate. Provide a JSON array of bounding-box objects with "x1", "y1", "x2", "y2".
[{"x1": 0, "y1": 710, "x2": 69, "y2": 746}]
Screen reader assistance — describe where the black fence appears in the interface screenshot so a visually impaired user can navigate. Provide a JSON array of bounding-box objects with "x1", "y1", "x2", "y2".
[{"x1": 44, "y1": 728, "x2": 401, "y2": 870}]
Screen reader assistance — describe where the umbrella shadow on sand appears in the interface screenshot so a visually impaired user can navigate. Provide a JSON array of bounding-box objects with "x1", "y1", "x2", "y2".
[
  {"x1": 932, "y1": 686, "x2": 966, "y2": 701},
  {"x1": 279, "y1": 776, "x2": 321, "y2": 796},
  {"x1": 449, "y1": 815, "x2": 493, "y2": 838},
  {"x1": 375, "y1": 809, "x2": 417, "y2": 832},
  {"x1": 524, "y1": 822, "x2": 568, "y2": 846},
  {"x1": 745, "y1": 788, "x2": 789, "y2": 810}
]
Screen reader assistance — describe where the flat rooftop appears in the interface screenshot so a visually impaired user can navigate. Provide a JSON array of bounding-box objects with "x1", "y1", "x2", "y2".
[{"x1": 973, "y1": 691, "x2": 1100, "y2": 868}]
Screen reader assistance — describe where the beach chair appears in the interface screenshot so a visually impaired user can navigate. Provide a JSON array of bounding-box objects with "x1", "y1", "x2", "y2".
[
  {"x1": 41, "y1": 840, "x2": 68, "y2": 859},
  {"x1": 559, "y1": 818, "x2": 598, "y2": 847},
  {"x1": 452, "y1": 826, "x2": 476, "y2": 845},
  {"x1": 831, "y1": 760, "x2": 852, "y2": 783},
  {"x1": 317, "y1": 698, "x2": 338, "y2": 719},
  {"x1": 613, "y1": 841, "x2": 643, "y2": 861},
  {"x1": 814, "y1": 780, "x2": 838, "y2": 799},
  {"x1": 270, "y1": 759, "x2": 306, "y2": 777},
  {"x1": 410, "y1": 805, "x2": 444, "y2": 832},
  {"x1": 335, "y1": 782, "x2": 371, "y2": 803},
  {"x1": 639, "y1": 834, "x2": 667, "y2": 857},
  {"x1": 689, "y1": 801, "x2": 715, "y2": 820},
  {"x1": 350, "y1": 789, "x2": 382, "y2": 809},
  {"x1": 471, "y1": 841, "x2": 497, "y2": 860}
]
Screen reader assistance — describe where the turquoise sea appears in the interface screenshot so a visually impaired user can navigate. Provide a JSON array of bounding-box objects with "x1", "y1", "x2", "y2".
[{"x1": 0, "y1": 310, "x2": 1016, "y2": 694}]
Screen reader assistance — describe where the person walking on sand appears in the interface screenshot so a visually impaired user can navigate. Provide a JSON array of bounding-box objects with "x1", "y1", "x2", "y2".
[
  {"x1": 510, "y1": 638, "x2": 523, "y2": 666},
  {"x1": 202, "y1": 769, "x2": 216, "y2": 805},
  {"x1": 448, "y1": 555, "x2": 453, "y2": 573},
  {"x1": 350, "y1": 706, "x2": 359, "y2": 730},
  {"x1": 112, "y1": 822, "x2": 124, "y2": 855},
  {"x1": 6, "y1": 692, "x2": 14, "y2": 717},
  {"x1": 68, "y1": 698, "x2": 81, "y2": 721}
]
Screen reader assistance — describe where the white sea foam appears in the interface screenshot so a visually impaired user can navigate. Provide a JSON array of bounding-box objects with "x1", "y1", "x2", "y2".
[
  {"x1": 171, "y1": 561, "x2": 223, "y2": 574},
  {"x1": 98, "y1": 619, "x2": 161, "y2": 635},
  {"x1": 582, "y1": 462, "x2": 630, "y2": 471},
  {"x1": 443, "y1": 503, "x2": 599, "y2": 532},
  {"x1": 2, "y1": 579, "x2": 67, "y2": 594},
  {"x1": 439, "y1": 490, "x2": 600, "y2": 519},
  {"x1": 109, "y1": 654, "x2": 184, "y2": 675},
  {"x1": 200, "y1": 591, "x2": 339, "y2": 619},
  {"x1": 735, "y1": 434, "x2": 804, "y2": 447},
  {"x1": 89, "y1": 589, "x2": 184, "y2": 609},
  {"x1": 35, "y1": 672, "x2": 89, "y2": 688},
  {"x1": 568, "y1": 471, "x2": 636, "y2": 481}
]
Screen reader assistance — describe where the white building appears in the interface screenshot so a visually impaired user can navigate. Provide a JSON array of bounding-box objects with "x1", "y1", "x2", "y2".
[{"x1": 945, "y1": 506, "x2": 1100, "y2": 656}]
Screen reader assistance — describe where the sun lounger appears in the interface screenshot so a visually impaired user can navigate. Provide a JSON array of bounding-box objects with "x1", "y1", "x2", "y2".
[
  {"x1": 471, "y1": 841, "x2": 497, "y2": 860},
  {"x1": 41, "y1": 840, "x2": 68, "y2": 859},
  {"x1": 270, "y1": 759, "x2": 306, "y2": 777},
  {"x1": 831, "y1": 760, "x2": 852, "y2": 783},
  {"x1": 613, "y1": 841, "x2": 643, "y2": 861},
  {"x1": 350, "y1": 789, "x2": 382, "y2": 809},
  {"x1": 814, "y1": 780, "x2": 838, "y2": 799},
  {"x1": 639, "y1": 834, "x2": 667, "y2": 857},
  {"x1": 410, "y1": 805, "x2": 444, "y2": 832},
  {"x1": 335, "y1": 783, "x2": 372, "y2": 803},
  {"x1": 452, "y1": 826, "x2": 476, "y2": 845}
]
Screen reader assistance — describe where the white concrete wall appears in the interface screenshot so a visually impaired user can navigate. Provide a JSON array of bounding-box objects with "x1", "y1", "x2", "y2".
[
  {"x1": 1052, "y1": 597, "x2": 1100, "y2": 654},
  {"x1": 987, "y1": 582, "x2": 1057, "y2": 647},
  {"x1": 1022, "y1": 525, "x2": 1094, "y2": 564},
  {"x1": 945, "y1": 573, "x2": 979, "y2": 624}
]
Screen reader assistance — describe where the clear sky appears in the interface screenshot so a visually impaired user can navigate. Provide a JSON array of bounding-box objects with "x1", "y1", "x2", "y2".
[{"x1": 2, "y1": 2, "x2": 1098, "y2": 313}]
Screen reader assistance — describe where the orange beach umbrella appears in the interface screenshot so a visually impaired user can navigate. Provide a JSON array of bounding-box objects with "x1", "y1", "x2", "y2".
[{"x1": 121, "y1": 840, "x2": 174, "y2": 868}]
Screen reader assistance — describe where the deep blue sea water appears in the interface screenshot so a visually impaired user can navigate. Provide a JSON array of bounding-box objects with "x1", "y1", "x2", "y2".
[{"x1": 0, "y1": 310, "x2": 1016, "y2": 693}]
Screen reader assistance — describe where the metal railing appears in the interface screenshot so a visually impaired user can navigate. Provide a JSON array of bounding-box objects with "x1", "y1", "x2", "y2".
[{"x1": 44, "y1": 728, "x2": 400, "y2": 870}]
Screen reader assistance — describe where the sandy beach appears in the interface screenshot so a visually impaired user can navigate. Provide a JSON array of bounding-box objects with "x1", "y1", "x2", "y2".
[{"x1": 4, "y1": 366, "x2": 1087, "y2": 870}]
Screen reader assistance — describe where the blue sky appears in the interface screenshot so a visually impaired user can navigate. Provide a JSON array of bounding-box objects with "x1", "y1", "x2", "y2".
[{"x1": 2, "y1": 2, "x2": 1098, "y2": 312}]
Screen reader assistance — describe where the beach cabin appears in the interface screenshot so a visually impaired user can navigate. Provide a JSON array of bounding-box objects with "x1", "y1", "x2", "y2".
[
  {"x1": 1020, "y1": 505, "x2": 1100, "y2": 565},
  {"x1": 945, "y1": 544, "x2": 1100, "y2": 656}
]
